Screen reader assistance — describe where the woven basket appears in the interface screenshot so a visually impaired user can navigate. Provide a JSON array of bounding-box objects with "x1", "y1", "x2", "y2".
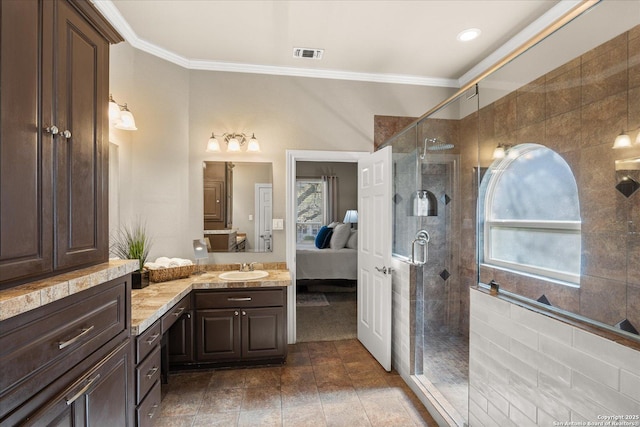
[{"x1": 148, "y1": 265, "x2": 195, "y2": 283}]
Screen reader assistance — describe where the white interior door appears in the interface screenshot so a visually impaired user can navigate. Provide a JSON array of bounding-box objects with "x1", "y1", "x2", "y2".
[
  {"x1": 357, "y1": 146, "x2": 392, "y2": 371},
  {"x1": 255, "y1": 184, "x2": 272, "y2": 251}
]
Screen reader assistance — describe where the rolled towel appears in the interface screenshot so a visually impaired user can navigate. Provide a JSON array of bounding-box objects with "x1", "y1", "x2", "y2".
[
  {"x1": 144, "y1": 262, "x2": 163, "y2": 270},
  {"x1": 171, "y1": 258, "x2": 193, "y2": 267},
  {"x1": 154, "y1": 257, "x2": 171, "y2": 267}
]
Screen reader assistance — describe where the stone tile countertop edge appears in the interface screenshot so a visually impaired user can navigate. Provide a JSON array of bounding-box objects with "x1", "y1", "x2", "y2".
[
  {"x1": 0, "y1": 259, "x2": 139, "y2": 322},
  {"x1": 131, "y1": 269, "x2": 292, "y2": 335}
]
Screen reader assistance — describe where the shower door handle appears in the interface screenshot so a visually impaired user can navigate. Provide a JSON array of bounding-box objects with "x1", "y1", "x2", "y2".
[{"x1": 411, "y1": 230, "x2": 430, "y2": 266}]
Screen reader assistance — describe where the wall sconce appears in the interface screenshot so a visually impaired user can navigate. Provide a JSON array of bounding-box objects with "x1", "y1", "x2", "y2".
[
  {"x1": 207, "y1": 132, "x2": 260, "y2": 153},
  {"x1": 109, "y1": 94, "x2": 137, "y2": 131},
  {"x1": 492, "y1": 144, "x2": 513, "y2": 160},
  {"x1": 612, "y1": 127, "x2": 640, "y2": 149}
]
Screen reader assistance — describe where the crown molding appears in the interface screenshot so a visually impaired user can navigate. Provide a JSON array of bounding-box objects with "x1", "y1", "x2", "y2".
[{"x1": 93, "y1": 0, "x2": 458, "y2": 87}]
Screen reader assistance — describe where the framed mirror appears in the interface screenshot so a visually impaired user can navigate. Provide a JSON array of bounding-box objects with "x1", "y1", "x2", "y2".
[{"x1": 203, "y1": 161, "x2": 273, "y2": 252}]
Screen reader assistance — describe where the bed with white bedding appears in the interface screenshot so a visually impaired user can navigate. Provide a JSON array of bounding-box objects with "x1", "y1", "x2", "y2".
[
  {"x1": 295, "y1": 246, "x2": 357, "y2": 280},
  {"x1": 296, "y1": 223, "x2": 358, "y2": 281}
]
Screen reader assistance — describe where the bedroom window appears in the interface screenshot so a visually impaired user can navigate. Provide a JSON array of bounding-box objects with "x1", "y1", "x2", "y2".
[
  {"x1": 480, "y1": 143, "x2": 581, "y2": 285},
  {"x1": 296, "y1": 179, "x2": 326, "y2": 244}
]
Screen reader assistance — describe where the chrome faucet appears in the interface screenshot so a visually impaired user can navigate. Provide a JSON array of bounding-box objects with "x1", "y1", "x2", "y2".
[
  {"x1": 249, "y1": 262, "x2": 258, "y2": 271},
  {"x1": 236, "y1": 262, "x2": 249, "y2": 272}
]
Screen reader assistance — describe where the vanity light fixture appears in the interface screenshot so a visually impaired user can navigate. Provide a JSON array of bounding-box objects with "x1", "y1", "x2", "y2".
[
  {"x1": 492, "y1": 143, "x2": 509, "y2": 159},
  {"x1": 612, "y1": 127, "x2": 640, "y2": 149},
  {"x1": 206, "y1": 132, "x2": 260, "y2": 153},
  {"x1": 109, "y1": 94, "x2": 138, "y2": 131}
]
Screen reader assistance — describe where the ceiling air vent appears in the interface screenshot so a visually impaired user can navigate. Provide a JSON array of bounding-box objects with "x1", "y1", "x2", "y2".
[{"x1": 293, "y1": 47, "x2": 324, "y2": 60}]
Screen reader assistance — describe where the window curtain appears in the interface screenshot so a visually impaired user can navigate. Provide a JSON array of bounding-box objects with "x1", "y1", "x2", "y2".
[{"x1": 322, "y1": 175, "x2": 339, "y2": 224}]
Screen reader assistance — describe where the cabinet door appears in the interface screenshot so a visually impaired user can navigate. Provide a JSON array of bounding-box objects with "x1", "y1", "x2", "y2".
[
  {"x1": 21, "y1": 340, "x2": 131, "y2": 427},
  {"x1": 54, "y1": 0, "x2": 108, "y2": 270},
  {"x1": 196, "y1": 309, "x2": 241, "y2": 361},
  {"x1": 168, "y1": 312, "x2": 194, "y2": 364},
  {"x1": 0, "y1": 0, "x2": 54, "y2": 284},
  {"x1": 242, "y1": 307, "x2": 286, "y2": 359},
  {"x1": 204, "y1": 180, "x2": 224, "y2": 226}
]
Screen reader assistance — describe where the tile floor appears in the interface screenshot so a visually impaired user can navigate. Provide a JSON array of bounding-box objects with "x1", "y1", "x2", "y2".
[{"x1": 156, "y1": 339, "x2": 438, "y2": 426}]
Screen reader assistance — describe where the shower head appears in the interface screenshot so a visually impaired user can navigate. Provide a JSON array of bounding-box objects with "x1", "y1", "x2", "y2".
[
  {"x1": 420, "y1": 137, "x2": 454, "y2": 159},
  {"x1": 425, "y1": 137, "x2": 454, "y2": 151}
]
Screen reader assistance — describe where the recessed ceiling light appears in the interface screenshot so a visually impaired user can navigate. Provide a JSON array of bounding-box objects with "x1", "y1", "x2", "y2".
[{"x1": 457, "y1": 28, "x2": 481, "y2": 42}]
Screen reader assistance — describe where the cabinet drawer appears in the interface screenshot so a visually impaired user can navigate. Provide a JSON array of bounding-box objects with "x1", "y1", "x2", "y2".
[
  {"x1": 136, "y1": 346, "x2": 161, "y2": 404},
  {"x1": 161, "y1": 294, "x2": 192, "y2": 333},
  {"x1": 195, "y1": 288, "x2": 284, "y2": 309},
  {"x1": 135, "y1": 321, "x2": 161, "y2": 364},
  {"x1": 136, "y1": 380, "x2": 161, "y2": 427},
  {"x1": 0, "y1": 278, "x2": 127, "y2": 415}
]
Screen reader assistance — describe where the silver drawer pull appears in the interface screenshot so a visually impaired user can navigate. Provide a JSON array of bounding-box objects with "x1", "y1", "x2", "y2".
[
  {"x1": 172, "y1": 307, "x2": 186, "y2": 317},
  {"x1": 58, "y1": 325, "x2": 95, "y2": 350},
  {"x1": 146, "y1": 366, "x2": 159, "y2": 379},
  {"x1": 227, "y1": 297, "x2": 252, "y2": 301},
  {"x1": 148, "y1": 403, "x2": 159, "y2": 419},
  {"x1": 146, "y1": 333, "x2": 160, "y2": 346},
  {"x1": 66, "y1": 374, "x2": 100, "y2": 405}
]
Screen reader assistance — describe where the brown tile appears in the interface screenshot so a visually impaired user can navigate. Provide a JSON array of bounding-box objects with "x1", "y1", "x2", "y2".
[
  {"x1": 281, "y1": 382, "x2": 321, "y2": 408},
  {"x1": 322, "y1": 401, "x2": 372, "y2": 427},
  {"x1": 282, "y1": 402, "x2": 326, "y2": 427},
  {"x1": 313, "y1": 363, "x2": 352, "y2": 388},
  {"x1": 630, "y1": 86, "x2": 640, "y2": 132},
  {"x1": 288, "y1": 342, "x2": 309, "y2": 354},
  {"x1": 579, "y1": 275, "x2": 627, "y2": 325},
  {"x1": 630, "y1": 35, "x2": 640, "y2": 90},
  {"x1": 317, "y1": 383, "x2": 360, "y2": 405},
  {"x1": 154, "y1": 416, "x2": 195, "y2": 427},
  {"x1": 494, "y1": 94, "x2": 517, "y2": 137},
  {"x1": 285, "y1": 351, "x2": 311, "y2": 366},
  {"x1": 629, "y1": 234, "x2": 640, "y2": 286},
  {"x1": 626, "y1": 284, "x2": 640, "y2": 333},
  {"x1": 582, "y1": 35, "x2": 628, "y2": 106},
  {"x1": 238, "y1": 408, "x2": 282, "y2": 427},
  {"x1": 582, "y1": 232, "x2": 627, "y2": 283},
  {"x1": 193, "y1": 412, "x2": 239, "y2": 427},
  {"x1": 280, "y1": 365, "x2": 315, "y2": 386},
  {"x1": 160, "y1": 389, "x2": 205, "y2": 417},
  {"x1": 360, "y1": 396, "x2": 415, "y2": 427},
  {"x1": 545, "y1": 109, "x2": 582, "y2": 154},
  {"x1": 241, "y1": 386, "x2": 282, "y2": 412},
  {"x1": 516, "y1": 121, "x2": 545, "y2": 146},
  {"x1": 581, "y1": 92, "x2": 627, "y2": 149},
  {"x1": 517, "y1": 76, "x2": 546, "y2": 128},
  {"x1": 344, "y1": 359, "x2": 386, "y2": 380},
  {"x1": 199, "y1": 387, "x2": 243, "y2": 414},
  {"x1": 352, "y1": 375, "x2": 399, "y2": 400},
  {"x1": 546, "y1": 63, "x2": 582, "y2": 118},
  {"x1": 245, "y1": 367, "x2": 282, "y2": 388},
  {"x1": 209, "y1": 368, "x2": 247, "y2": 389}
]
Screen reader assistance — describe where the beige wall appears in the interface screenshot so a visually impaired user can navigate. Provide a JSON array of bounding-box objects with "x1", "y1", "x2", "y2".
[{"x1": 109, "y1": 42, "x2": 455, "y2": 263}]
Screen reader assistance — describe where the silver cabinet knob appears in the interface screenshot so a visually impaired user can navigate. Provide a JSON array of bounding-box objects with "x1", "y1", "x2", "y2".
[
  {"x1": 60, "y1": 129, "x2": 72, "y2": 139},
  {"x1": 45, "y1": 125, "x2": 59, "y2": 135}
]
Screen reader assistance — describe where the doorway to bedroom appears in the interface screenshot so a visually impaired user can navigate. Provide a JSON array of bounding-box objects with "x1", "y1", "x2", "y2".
[{"x1": 294, "y1": 161, "x2": 358, "y2": 342}]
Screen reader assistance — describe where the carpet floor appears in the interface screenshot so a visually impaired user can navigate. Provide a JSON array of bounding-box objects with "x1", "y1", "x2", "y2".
[{"x1": 296, "y1": 286, "x2": 357, "y2": 343}]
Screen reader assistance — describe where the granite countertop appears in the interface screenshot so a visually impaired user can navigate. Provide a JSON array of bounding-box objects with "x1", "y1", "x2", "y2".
[
  {"x1": 203, "y1": 230, "x2": 236, "y2": 235},
  {"x1": 0, "y1": 260, "x2": 139, "y2": 321},
  {"x1": 131, "y1": 269, "x2": 291, "y2": 335}
]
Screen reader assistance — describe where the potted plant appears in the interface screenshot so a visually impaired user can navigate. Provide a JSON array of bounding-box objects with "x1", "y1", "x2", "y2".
[{"x1": 111, "y1": 219, "x2": 152, "y2": 289}]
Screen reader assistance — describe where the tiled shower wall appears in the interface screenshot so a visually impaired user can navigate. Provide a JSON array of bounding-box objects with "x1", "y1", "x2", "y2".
[{"x1": 469, "y1": 288, "x2": 640, "y2": 426}]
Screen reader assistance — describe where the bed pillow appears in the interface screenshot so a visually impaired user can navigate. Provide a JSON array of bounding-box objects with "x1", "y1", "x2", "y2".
[
  {"x1": 330, "y1": 223, "x2": 351, "y2": 249},
  {"x1": 327, "y1": 221, "x2": 341, "y2": 228},
  {"x1": 315, "y1": 226, "x2": 333, "y2": 249},
  {"x1": 346, "y1": 230, "x2": 358, "y2": 249}
]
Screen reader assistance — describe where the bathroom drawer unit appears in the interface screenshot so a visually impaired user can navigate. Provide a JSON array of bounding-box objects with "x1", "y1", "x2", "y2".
[
  {"x1": 195, "y1": 289, "x2": 284, "y2": 310},
  {"x1": 135, "y1": 346, "x2": 161, "y2": 405},
  {"x1": 0, "y1": 276, "x2": 132, "y2": 425},
  {"x1": 193, "y1": 287, "x2": 287, "y2": 364},
  {"x1": 161, "y1": 293, "x2": 192, "y2": 333},
  {"x1": 136, "y1": 319, "x2": 162, "y2": 364},
  {"x1": 136, "y1": 380, "x2": 161, "y2": 427}
]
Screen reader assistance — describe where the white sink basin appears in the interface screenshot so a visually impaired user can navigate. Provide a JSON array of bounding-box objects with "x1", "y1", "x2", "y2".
[{"x1": 218, "y1": 270, "x2": 269, "y2": 281}]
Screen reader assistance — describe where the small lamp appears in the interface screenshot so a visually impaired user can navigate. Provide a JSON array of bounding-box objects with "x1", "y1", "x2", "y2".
[
  {"x1": 246, "y1": 133, "x2": 261, "y2": 152},
  {"x1": 114, "y1": 104, "x2": 138, "y2": 130},
  {"x1": 492, "y1": 144, "x2": 506, "y2": 159},
  {"x1": 227, "y1": 136, "x2": 242, "y2": 152},
  {"x1": 343, "y1": 210, "x2": 358, "y2": 228}
]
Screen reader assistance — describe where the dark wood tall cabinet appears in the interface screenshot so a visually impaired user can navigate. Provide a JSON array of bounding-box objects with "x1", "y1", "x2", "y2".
[{"x1": 0, "y1": 0, "x2": 122, "y2": 288}]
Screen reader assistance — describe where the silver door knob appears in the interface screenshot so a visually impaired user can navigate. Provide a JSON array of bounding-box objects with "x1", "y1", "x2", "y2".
[
  {"x1": 45, "y1": 125, "x2": 59, "y2": 135},
  {"x1": 60, "y1": 129, "x2": 72, "y2": 139},
  {"x1": 375, "y1": 266, "x2": 387, "y2": 274}
]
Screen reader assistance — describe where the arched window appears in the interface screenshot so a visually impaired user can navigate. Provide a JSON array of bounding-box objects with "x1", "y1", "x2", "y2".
[{"x1": 480, "y1": 143, "x2": 581, "y2": 285}]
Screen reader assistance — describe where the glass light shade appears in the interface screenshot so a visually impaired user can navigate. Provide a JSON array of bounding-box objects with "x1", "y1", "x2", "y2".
[
  {"x1": 114, "y1": 105, "x2": 137, "y2": 130},
  {"x1": 492, "y1": 145, "x2": 506, "y2": 159},
  {"x1": 612, "y1": 133, "x2": 632, "y2": 149},
  {"x1": 227, "y1": 137, "x2": 241, "y2": 152},
  {"x1": 247, "y1": 135, "x2": 260, "y2": 152},
  {"x1": 108, "y1": 99, "x2": 121, "y2": 122},
  {"x1": 343, "y1": 209, "x2": 358, "y2": 223},
  {"x1": 206, "y1": 136, "x2": 221, "y2": 152}
]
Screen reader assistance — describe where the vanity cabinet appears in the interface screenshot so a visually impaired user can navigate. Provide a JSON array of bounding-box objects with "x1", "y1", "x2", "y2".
[
  {"x1": 0, "y1": 0, "x2": 121, "y2": 288},
  {"x1": 0, "y1": 276, "x2": 132, "y2": 426},
  {"x1": 203, "y1": 161, "x2": 233, "y2": 230},
  {"x1": 194, "y1": 288, "x2": 287, "y2": 363},
  {"x1": 134, "y1": 322, "x2": 162, "y2": 427},
  {"x1": 165, "y1": 295, "x2": 194, "y2": 366}
]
